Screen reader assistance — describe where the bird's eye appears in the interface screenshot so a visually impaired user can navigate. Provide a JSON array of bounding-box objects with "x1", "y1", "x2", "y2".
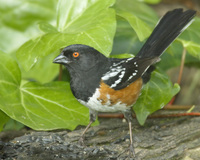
[{"x1": 73, "y1": 52, "x2": 79, "y2": 58}]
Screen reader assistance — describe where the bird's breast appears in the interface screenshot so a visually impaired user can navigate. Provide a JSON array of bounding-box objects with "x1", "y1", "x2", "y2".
[{"x1": 78, "y1": 78, "x2": 143, "y2": 112}]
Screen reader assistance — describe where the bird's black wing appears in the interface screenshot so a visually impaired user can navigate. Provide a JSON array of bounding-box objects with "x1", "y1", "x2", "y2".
[{"x1": 102, "y1": 57, "x2": 159, "y2": 90}]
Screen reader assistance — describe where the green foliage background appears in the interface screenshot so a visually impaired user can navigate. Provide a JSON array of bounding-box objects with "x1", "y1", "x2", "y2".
[{"x1": 0, "y1": 0, "x2": 199, "y2": 131}]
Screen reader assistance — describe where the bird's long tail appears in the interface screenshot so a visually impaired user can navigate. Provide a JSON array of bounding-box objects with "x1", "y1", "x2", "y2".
[{"x1": 136, "y1": 8, "x2": 196, "y2": 58}]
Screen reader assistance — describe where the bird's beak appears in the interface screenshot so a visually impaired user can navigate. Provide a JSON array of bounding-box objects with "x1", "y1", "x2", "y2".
[{"x1": 53, "y1": 54, "x2": 71, "y2": 64}]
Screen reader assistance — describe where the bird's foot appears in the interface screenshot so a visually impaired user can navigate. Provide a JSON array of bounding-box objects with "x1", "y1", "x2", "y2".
[
  {"x1": 129, "y1": 143, "x2": 135, "y2": 158},
  {"x1": 78, "y1": 136, "x2": 86, "y2": 147}
]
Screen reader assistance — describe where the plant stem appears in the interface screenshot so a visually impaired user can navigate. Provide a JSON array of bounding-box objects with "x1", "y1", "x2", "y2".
[
  {"x1": 168, "y1": 47, "x2": 187, "y2": 105},
  {"x1": 177, "y1": 47, "x2": 187, "y2": 84},
  {"x1": 58, "y1": 64, "x2": 63, "y2": 81}
]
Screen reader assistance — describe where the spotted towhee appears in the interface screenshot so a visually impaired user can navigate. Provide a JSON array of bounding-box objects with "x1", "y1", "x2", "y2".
[{"x1": 53, "y1": 9, "x2": 196, "y2": 157}]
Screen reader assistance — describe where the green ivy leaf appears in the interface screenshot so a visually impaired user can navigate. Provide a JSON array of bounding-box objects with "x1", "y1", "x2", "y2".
[
  {"x1": 0, "y1": 0, "x2": 57, "y2": 31},
  {"x1": 111, "y1": 19, "x2": 143, "y2": 55},
  {"x1": 38, "y1": 22, "x2": 58, "y2": 33},
  {"x1": 0, "y1": 110, "x2": 10, "y2": 131},
  {"x1": 143, "y1": 0, "x2": 161, "y2": 4},
  {"x1": 110, "y1": 53, "x2": 134, "y2": 58},
  {"x1": 0, "y1": 0, "x2": 57, "y2": 53},
  {"x1": 16, "y1": 0, "x2": 116, "y2": 72},
  {"x1": 112, "y1": 0, "x2": 158, "y2": 54},
  {"x1": 116, "y1": 10, "x2": 152, "y2": 41},
  {"x1": 157, "y1": 17, "x2": 200, "y2": 71},
  {"x1": 177, "y1": 17, "x2": 200, "y2": 60},
  {"x1": 21, "y1": 51, "x2": 60, "y2": 84},
  {"x1": 56, "y1": 0, "x2": 116, "y2": 33},
  {"x1": 133, "y1": 70, "x2": 180, "y2": 125},
  {"x1": 178, "y1": 40, "x2": 200, "y2": 60},
  {"x1": 114, "y1": 0, "x2": 158, "y2": 28},
  {"x1": 19, "y1": 82, "x2": 89, "y2": 130},
  {"x1": 0, "y1": 52, "x2": 89, "y2": 130},
  {"x1": 3, "y1": 119, "x2": 24, "y2": 131}
]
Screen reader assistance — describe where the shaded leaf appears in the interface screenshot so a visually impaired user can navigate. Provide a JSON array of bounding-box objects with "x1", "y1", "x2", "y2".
[
  {"x1": 0, "y1": 110, "x2": 10, "y2": 131},
  {"x1": 116, "y1": 10, "x2": 152, "y2": 41},
  {"x1": 3, "y1": 119, "x2": 24, "y2": 131},
  {"x1": 157, "y1": 18, "x2": 200, "y2": 71},
  {"x1": 114, "y1": 0, "x2": 158, "y2": 28},
  {"x1": 111, "y1": 19, "x2": 143, "y2": 55},
  {"x1": 112, "y1": 0, "x2": 158, "y2": 55}
]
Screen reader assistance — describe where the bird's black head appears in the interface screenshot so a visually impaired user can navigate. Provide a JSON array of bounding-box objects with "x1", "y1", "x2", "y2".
[{"x1": 53, "y1": 44, "x2": 107, "y2": 72}]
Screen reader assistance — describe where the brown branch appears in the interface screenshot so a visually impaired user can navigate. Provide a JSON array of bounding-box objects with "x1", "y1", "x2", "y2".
[
  {"x1": 98, "y1": 113, "x2": 124, "y2": 119},
  {"x1": 163, "y1": 104, "x2": 193, "y2": 110},
  {"x1": 149, "y1": 112, "x2": 200, "y2": 118},
  {"x1": 98, "y1": 111, "x2": 200, "y2": 119}
]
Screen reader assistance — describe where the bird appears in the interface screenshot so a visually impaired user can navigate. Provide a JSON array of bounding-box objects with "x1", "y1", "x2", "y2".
[{"x1": 53, "y1": 9, "x2": 196, "y2": 157}]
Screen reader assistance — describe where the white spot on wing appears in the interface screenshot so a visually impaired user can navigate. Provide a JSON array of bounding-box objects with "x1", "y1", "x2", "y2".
[
  {"x1": 134, "y1": 62, "x2": 138, "y2": 67},
  {"x1": 126, "y1": 58, "x2": 133, "y2": 63},
  {"x1": 127, "y1": 72, "x2": 137, "y2": 81},
  {"x1": 110, "y1": 69, "x2": 125, "y2": 88},
  {"x1": 113, "y1": 60, "x2": 125, "y2": 67},
  {"x1": 102, "y1": 65, "x2": 123, "y2": 81},
  {"x1": 102, "y1": 70, "x2": 120, "y2": 81}
]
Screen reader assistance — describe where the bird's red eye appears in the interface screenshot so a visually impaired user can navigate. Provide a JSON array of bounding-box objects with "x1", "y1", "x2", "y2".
[{"x1": 73, "y1": 52, "x2": 79, "y2": 58}]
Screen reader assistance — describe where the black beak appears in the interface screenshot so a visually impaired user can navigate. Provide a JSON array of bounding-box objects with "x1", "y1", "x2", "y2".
[{"x1": 53, "y1": 54, "x2": 71, "y2": 64}]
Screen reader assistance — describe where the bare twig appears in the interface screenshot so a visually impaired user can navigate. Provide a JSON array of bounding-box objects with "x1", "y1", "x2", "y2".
[
  {"x1": 98, "y1": 111, "x2": 200, "y2": 119},
  {"x1": 177, "y1": 47, "x2": 187, "y2": 84},
  {"x1": 163, "y1": 104, "x2": 193, "y2": 110},
  {"x1": 168, "y1": 47, "x2": 187, "y2": 105}
]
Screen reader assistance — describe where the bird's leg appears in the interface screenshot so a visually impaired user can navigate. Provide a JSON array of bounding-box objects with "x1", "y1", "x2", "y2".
[
  {"x1": 78, "y1": 120, "x2": 93, "y2": 146},
  {"x1": 78, "y1": 109, "x2": 97, "y2": 146},
  {"x1": 128, "y1": 120, "x2": 135, "y2": 157},
  {"x1": 124, "y1": 110, "x2": 135, "y2": 158}
]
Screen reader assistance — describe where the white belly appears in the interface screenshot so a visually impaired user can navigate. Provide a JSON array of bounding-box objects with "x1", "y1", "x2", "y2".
[{"x1": 78, "y1": 88, "x2": 129, "y2": 112}]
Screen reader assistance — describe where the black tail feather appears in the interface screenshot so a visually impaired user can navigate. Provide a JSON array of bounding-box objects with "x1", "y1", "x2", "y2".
[{"x1": 136, "y1": 8, "x2": 196, "y2": 58}]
